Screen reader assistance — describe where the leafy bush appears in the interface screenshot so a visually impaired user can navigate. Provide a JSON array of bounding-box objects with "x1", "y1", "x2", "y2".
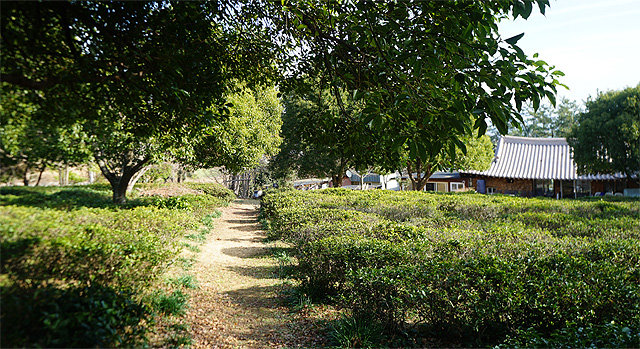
[
  {"x1": 261, "y1": 189, "x2": 640, "y2": 346},
  {"x1": 1, "y1": 285, "x2": 149, "y2": 348},
  {"x1": 499, "y1": 322, "x2": 640, "y2": 348},
  {"x1": 0, "y1": 183, "x2": 226, "y2": 347},
  {"x1": 184, "y1": 182, "x2": 236, "y2": 203},
  {"x1": 1, "y1": 206, "x2": 187, "y2": 292}
]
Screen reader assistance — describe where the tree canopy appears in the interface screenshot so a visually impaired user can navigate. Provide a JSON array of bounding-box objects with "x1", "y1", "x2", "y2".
[
  {"x1": 258, "y1": 0, "x2": 563, "y2": 189},
  {"x1": 2, "y1": 0, "x2": 566, "y2": 196},
  {"x1": 1, "y1": 1, "x2": 277, "y2": 202},
  {"x1": 568, "y1": 85, "x2": 640, "y2": 183},
  {"x1": 454, "y1": 133, "x2": 494, "y2": 172},
  {"x1": 509, "y1": 98, "x2": 581, "y2": 138},
  {"x1": 191, "y1": 85, "x2": 284, "y2": 174},
  {"x1": 270, "y1": 85, "x2": 379, "y2": 187},
  {"x1": 0, "y1": 89, "x2": 91, "y2": 185}
]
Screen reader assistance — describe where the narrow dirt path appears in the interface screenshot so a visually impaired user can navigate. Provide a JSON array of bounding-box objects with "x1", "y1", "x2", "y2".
[{"x1": 185, "y1": 200, "x2": 324, "y2": 348}]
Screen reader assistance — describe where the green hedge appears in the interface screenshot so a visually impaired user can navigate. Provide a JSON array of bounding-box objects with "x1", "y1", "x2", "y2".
[
  {"x1": 184, "y1": 182, "x2": 236, "y2": 203},
  {"x1": 0, "y1": 184, "x2": 228, "y2": 347},
  {"x1": 261, "y1": 189, "x2": 640, "y2": 346}
]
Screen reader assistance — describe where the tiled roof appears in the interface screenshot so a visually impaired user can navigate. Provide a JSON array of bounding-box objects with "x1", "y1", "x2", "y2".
[{"x1": 464, "y1": 136, "x2": 624, "y2": 180}]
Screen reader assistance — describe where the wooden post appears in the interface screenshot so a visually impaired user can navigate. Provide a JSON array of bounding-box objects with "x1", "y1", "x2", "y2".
[{"x1": 560, "y1": 179, "x2": 563, "y2": 199}]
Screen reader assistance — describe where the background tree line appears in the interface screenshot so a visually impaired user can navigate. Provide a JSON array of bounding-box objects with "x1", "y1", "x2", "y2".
[{"x1": 3, "y1": 1, "x2": 635, "y2": 201}]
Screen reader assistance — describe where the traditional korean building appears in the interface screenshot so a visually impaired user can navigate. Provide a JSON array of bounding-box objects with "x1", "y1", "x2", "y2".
[{"x1": 462, "y1": 136, "x2": 637, "y2": 198}]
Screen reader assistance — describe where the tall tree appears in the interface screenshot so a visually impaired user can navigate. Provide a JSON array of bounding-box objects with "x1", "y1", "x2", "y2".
[
  {"x1": 510, "y1": 98, "x2": 581, "y2": 138},
  {"x1": 270, "y1": 84, "x2": 378, "y2": 187},
  {"x1": 1, "y1": 2, "x2": 276, "y2": 202},
  {"x1": 189, "y1": 85, "x2": 283, "y2": 174},
  {"x1": 553, "y1": 98, "x2": 581, "y2": 137},
  {"x1": 514, "y1": 104, "x2": 556, "y2": 137},
  {"x1": 0, "y1": 88, "x2": 90, "y2": 185},
  {"x1": 261, "y1": 0, "x2": 563, "y2": 188},
  {"x1": 404, "y1": 128, "x2": 494, "y2": 191},
  {"x1": 568, "y1": 85, "x2": 640, "y2": 184}
]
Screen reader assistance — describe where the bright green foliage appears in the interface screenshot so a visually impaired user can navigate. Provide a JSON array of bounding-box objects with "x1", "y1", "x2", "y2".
[
  {"x1": 0, "y1": 89, "x2": 91, "y2": 183},
  {"x1": 261, "y1": 189, "x2": 640, "y2": 347},
  {"x1": 190, "y1": 85, "x2": 283, "y2": 174},
  {"x1": 1, "y1": 2, "x2": 276, "y2": 202},
  {"x1": 270, "y1": 86, "x2": 378, "y2": 186},
  {"x1": 151, "y1": 289, "x2": 189, "y2": 316},
  {"x1": 168, "y1": 275, "x2": 198, "y2": 290},
  {"x1": 184, "y1": 183, "x2": 237, "y2": 203},
  {"x1": 406, "y1": 130, "x2": 495, "y2": 190},
  {"x1": 269, "y1": 0, "x2": 564, "y2": 173},
  {"x1": 0, "y1": 183, "x2": 231, "y2": 347},
  {"x1": 454, "y1": 133, "x2": 494, "y2": 171},
  {"x1": 141, "y1": 162, "x2": 175, "y2": 183},
  {"x1": 568, "y1": 85, "x2": 640, "y2": 182},
  {"x1": 510, "y1": 98, "x2": 582, "y2": 138}
]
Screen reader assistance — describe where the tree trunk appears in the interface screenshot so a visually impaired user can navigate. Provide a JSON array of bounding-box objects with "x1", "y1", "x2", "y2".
[
  {"x1": 230, "y1": 174, "x2": 238, "y2": 196},
  {"x1": 176, "y1": 166, "x2": 186, "y2": 183},
  {"x1": 331, "y1": 175, "x2": 342, "y2": 187},
  {"x1": 407, "y1": 158, "x2": 432, "y2": 191},
  {"x1": 23, "y1": 164, "x2": 30, "y2": 186},
  {"x1": 127, "y1": 166, "x2": 149, "y2": 193},
  {"x1": 59, "y1": 164, "x2": 69, "y2": 186},
  {"x1": 112, "y1": 180, "x2": 129, "y2": 204},
  {"x1": 96, "y1": 157, "x2": 150, "y2": 204},
  {"x1": 88, "y1": 169, "x2": 95, "y2": 184},
  {"x1": 64, "y1": 164, "x2": 69, "y2": 185},
  {"x1": 35, "y1": 165, "x2": 46, "y2": 186}
]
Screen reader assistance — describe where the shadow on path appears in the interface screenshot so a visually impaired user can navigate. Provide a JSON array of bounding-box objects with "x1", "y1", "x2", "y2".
[
  {"x1": 187, "y1": 200, "x2": 326, "y2": 348},
  {"x1": 221, "y1": 246, "x2": 269, "y2": 259}
]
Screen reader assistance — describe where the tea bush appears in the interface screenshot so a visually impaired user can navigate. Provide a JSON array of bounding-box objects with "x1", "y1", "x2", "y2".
[
  {"x1": 0, "y1": 183, "x2": 231, "y2": 347},
  {"x1": 185, "y1": 182, "x2": 236, "y2": 203},
  {"x1": 2, "y1": 284, "x2": 149, "y2": 348},
  {"x1": 261, "y1": 189, "x2": 640, "y2": 346}
]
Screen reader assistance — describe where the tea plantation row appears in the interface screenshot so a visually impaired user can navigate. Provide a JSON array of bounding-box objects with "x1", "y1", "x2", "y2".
[
  {"x1": 0, "y1": 183, "x2": 234, "y2": 347},
  {"x1": 261, "y1": 188, "x2": 640, "y2": 347}
]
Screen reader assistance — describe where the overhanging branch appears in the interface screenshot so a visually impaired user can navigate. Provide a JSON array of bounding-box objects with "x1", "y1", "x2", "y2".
[{"x1": 0, "y1": 74, "x2": 59, "y2": 90}]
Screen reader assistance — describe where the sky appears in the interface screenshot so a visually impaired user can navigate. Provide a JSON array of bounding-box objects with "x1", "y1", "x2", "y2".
[{"x1": 498, "y1": 0, "x2": 640, "y2": 105}]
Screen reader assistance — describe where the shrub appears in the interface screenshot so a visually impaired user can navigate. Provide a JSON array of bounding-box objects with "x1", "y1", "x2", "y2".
[
  {"x1": 261, "y1": 189, "x2": 640, "y2": 346},
  {"x1": 499, "y1": 322, "x2": 640, "y2": 348},
  {"x1": 1, "y1": 206, "x2": 186, "y2": 292},
  {"x1": 0, "y1": 183, "x2": 227, "y2": 347},
  {"x1": 184, "y1": 183, "x2": 236, "y2": 203},
  {"x1": 1, "y1": 285, "x2": 149, "y2": 348}
]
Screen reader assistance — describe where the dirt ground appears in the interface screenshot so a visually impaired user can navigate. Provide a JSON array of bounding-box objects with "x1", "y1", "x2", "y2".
[{"x1": 184, "y1": 200, "x2": 327, "y2": 348}]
